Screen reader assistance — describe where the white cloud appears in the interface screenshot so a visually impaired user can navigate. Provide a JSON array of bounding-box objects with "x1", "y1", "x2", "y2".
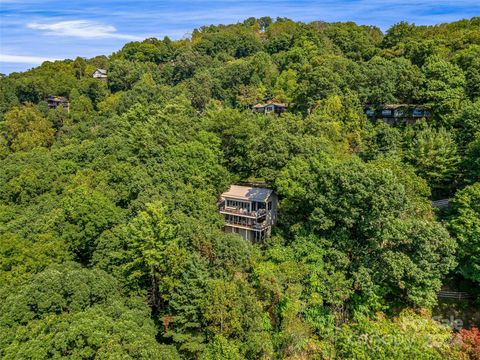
[
  {"x1": 27, "y1": 20, "x2": 141, "y2": 40},
  {"x1": 0, "y1": 53, "x2": 58, "y2": 64}
]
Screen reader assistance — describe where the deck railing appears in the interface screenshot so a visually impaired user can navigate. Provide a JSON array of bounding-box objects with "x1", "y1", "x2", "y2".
[
  {"x1": 438, "y1": 290, "x2": 472, "y2": 300},
  {"x1": 224, "y1": 219, "x2": 268, "y2": 230},
  {"x1": 219, "y1": 204, "x2": 267, "y2": 219}
]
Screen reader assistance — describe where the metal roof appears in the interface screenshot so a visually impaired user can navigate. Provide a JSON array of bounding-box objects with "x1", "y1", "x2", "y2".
[
  {"x1": 252, "y1": 101, "x2": 287, "y2": 108},
  {"x1": 47, "y1": 96, "x2": 68, "y2": 102},
  {"x1": 432, "y1": 199, "x2": 450, "y2": 209},
  {"x1": 221, "y1": 185, "x2": 273, "y2": 202},
  {"x1": 266, "y1": 101, "x2": 287, "y2": 107},
  {"x1": 365, "y1": 104, "x2": 426, "y2": 110}
]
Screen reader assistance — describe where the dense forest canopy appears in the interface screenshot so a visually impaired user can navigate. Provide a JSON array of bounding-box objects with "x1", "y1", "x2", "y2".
[{"x1": 1, "y1": 16, "x2": 480, "y2": 359}]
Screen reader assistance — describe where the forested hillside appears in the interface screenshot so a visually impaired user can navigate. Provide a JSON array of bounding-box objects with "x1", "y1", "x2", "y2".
[{"x1": 1, "y1": 17, "x2": 480, "y2": 359}]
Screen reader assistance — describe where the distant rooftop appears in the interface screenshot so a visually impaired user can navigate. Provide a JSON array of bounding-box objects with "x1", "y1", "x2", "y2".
[
  {"x1": 365, "y1": 104, "x2": 427, "y2": 109},
  {"x1": 432, "y1": 199, "x2": 450, "y2": 209},
  {"x1": 93, "y1": 69, "x2": 108, "y2": 79},
  {"x1": 253, "y1": 100, "x2": 287, "y2": 108},
  {"x1": 221, "y1": 185, "x2": 273, "y2": 202},
  {"x1": 47, "y1": 95, "x2": 68, "y2": 102}
]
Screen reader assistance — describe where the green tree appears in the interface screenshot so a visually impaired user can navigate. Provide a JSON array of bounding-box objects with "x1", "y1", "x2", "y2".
[
  {"x1": 164, "y1": 255, "x2": 210, "y2": 357},
  {"x1": 204, "y1": 107, "x2": 260, "y2": 178},
  {"x1": 336, "y1": 310, "x2": 461, "y2": 359},
  {"x1": 1, "y1": 105, "x2": 55, "y2": 152},
  {"x1": 453, "y1": 44, "x2": 480, "y2": 100},
  {"x1": 462, "y1": 133, "x2": 480, "y2": 184},
  {"x1": 119, "y1": 38, "x2": 173, "y2": 63},
  {"x1": 0, "y1": 263, "x2": 175, "y2": 359},
  {"x1": 201, "y1": 335, "x2": 243, "y2": 360},
  {"x1": 72, "y1": 56, "x2": 87, "y2": 79},
  {"x1": 0, "y1": 232, "x2": 70, "y2": 290},
  {"x1": 108, "y1": 59, "x2": 161, "y2": 91},
  {"x1": 78, "y1": 77, "x2": 109, "y2": 106},
  {"x1": 277, "y1": 158, "x2": 456, "y2": 308},
  {"x1": 203, "y1": 277, "x2": 271, "y2": 358},
  {"x1": 69, "y1": 88, "x2": 94, "y2": 122},
  {"x1": 94, "y1": 201, "x2": 178, "y2": 307},
  {"x1": 382, "y1": 21, "x2": 418, "y2": 48},
  {"x1": 204, "y1": 279, "x2": 242, "y2": 336},
  {"x1": 272, "y1": 69, "x2": 298, "y2": 104},
  {"x1": 0, "y1": 78, "x2": 19, "y2": 121},
  {"x1": 61, "y1": 184, "x2": 124, "y2": 263},
  {"x1": 391, "y1": 57, "x2": 424, "y2": 103},
  {"x1": 405, "y1": 125, "x2": 460, "y2": 195},
  {"x1": 449, "y1": 183, "x2": 480, "y2": 284},
  {"x1": 193, "y1": 27, "x2": 263, "y2": 58},
  {"x1": 465, "y1": 58, "x2": 480, "y2": 100},
  {"x1": 453, "y1": 99, "x2": 480, "y2": 146},
  {"x1": 422, "y1": 56, "x2": 466, "y2": 126},
  {"x1": 361, "y1": 57, "x2": 398, "y2": 105},
  {"x1": 362, "y1": 121, "x2": 403, "y2": 160}
]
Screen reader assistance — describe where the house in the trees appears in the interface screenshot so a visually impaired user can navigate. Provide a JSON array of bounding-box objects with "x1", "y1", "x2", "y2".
[
  {"x1": 432, "y1": 199, "x2": 450, "y2": 209},
  {"x1": 46, "y1": 96, "x2": 69, "y2": 110},
  {"x1": 92, "y1": 68, "x2": 108, "y2": 81},
  {"x1": 252, "y1": 101, "x2": 288, "y2": 115},
  {"x1": 364, "y1": 104, "x2": 430, "y2": 125},
  {"x1": 218, "y1": 185, "x2": 278, "y2": 242}
]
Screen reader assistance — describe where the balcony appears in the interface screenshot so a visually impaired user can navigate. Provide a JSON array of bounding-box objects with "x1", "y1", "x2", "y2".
[
  {"x1": 224, "y1": 219, "x2": 269, "y2": 231},
  {"x1": 218, "y1": 203, "x2": 267, "y2": 219}
]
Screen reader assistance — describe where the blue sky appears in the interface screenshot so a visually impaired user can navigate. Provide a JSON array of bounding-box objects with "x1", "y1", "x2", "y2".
[{"x1": 0, "y1": 0, "x2": 479, "y2": 74}]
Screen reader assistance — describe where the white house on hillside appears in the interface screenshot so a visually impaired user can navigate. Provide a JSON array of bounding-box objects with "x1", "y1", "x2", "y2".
[{"x1": 92, "y1": 68, "x2": 108, "y2": 81}]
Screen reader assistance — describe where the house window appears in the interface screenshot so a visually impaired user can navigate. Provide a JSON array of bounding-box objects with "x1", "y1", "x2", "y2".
[
  {"x1": 394, "y1": 109, "x2": 405, "y2": 117},
  {"x1": 381, "y1": 109, "x2": 392, "y2": 116},
  {"x1": 252, "y1": 202, "x2": 266, "y2": 211},
  {"x1": 268, "y1": 202, "x2": 272, "y2": 210},
  {"x1": 226, "y1": 200, "x2": 249, "y2": 209}
]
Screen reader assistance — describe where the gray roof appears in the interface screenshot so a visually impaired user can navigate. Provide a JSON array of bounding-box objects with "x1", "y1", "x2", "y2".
[
  {"x1": 252, "y1": 101, "x2": 287, "y2": 108},
  {"x1": 365, "y1": 104, "x2": 426, "y2": 110},
  {"x1": 432, "y1": 199, "x2": 450, "y2": 209},
  {"x1": 47, "y1": 95, "x2": 68, "y2": 102},
  {"x1": 222, "y1": 185, "x2": 273, "y2": 202}
]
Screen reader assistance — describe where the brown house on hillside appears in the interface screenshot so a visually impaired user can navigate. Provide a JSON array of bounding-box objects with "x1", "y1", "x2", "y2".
[
  {"x1": 46, "y1": 96, "x2": 69, "y2": 110},
  {"x1": 252, "y1": 101, "x2": 288, "y2": 115}
]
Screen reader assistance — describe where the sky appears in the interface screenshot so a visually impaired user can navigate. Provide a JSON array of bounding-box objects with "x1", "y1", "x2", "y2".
[{"x1": 0, "y1": 0, "x2": 479, "y2": 74}]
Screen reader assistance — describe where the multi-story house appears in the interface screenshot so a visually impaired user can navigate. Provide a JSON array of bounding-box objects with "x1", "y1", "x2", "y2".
[
  {"x1": 364, "y1": 104, "x2": 430, "y2": 124},
  {"x1": 218, "y1": 185, "x2": 278, "y2": 242},
  {"x1": 46, "y1": 96, "x2": 69, "y2": 110}
]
